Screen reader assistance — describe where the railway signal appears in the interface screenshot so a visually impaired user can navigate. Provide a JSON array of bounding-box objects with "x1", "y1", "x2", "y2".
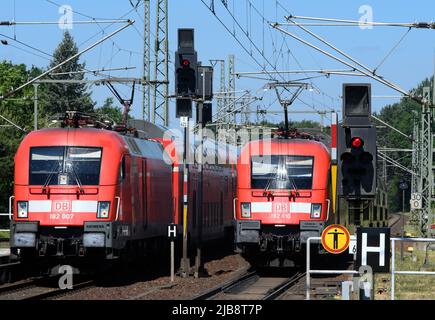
[
  {"x1": 338, "y1": 84, "x2": 377, "y2": 198},
  {"x1": 196, "y1": 102, "x2": 212, "y2": 125},
  {"x1": 175, "y1": 28, "x2": 197, "y2": 119},
  {"x1": 197, "y1": 65, "x2": 213, "y2": 101}
]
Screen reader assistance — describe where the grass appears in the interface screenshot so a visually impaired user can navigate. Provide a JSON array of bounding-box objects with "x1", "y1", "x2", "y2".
[
  {"x1": 375, "y1": 246, "x2": 435, "y2": 300},
  {"x1": 372, "y1": 213, "x2": 435, "y2": 300},
  {"x1": 0, "y1": 230, "x2": 9, "y2": 239},
  {"x1": 0, "y1": 230, "x2": 9, "y2": 249}
]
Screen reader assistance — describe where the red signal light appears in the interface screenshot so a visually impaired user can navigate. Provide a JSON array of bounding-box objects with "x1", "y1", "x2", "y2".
[
  {"x1": 182, "y1": 59, "x2": 190, "y2": 67},
  {"x1": 351, "y1": 137, "x2": 364, "y2": 148}
]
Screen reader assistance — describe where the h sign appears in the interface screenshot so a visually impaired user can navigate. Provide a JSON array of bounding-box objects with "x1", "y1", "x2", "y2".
[
  {"x1": 356, "y1": 227, "x2": 390, "y2": 273},
  {"x1": 167, "y1": 224, "x2": 177, "y2": 240}
]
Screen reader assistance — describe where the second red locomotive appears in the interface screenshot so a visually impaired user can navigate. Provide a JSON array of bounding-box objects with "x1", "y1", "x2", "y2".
[{"x1": 234, "y1": 132, "x2": 332, "y2": 266}]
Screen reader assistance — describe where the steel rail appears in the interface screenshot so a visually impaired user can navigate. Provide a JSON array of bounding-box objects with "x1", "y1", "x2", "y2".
[
  {"x1": 262, "y1": 272, "x2": 306, "y2": 300},
  {"x1": 22, "y1": 279, "x2": 95, "y2": 300},
  {"x1": 191, "y1": 271, "x2": 258, "y2": 300}
]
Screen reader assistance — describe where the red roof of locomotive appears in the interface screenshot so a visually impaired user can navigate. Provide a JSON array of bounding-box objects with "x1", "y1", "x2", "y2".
[{"x1": 239, "y1": 137, "x2": 330, "y2": 158}]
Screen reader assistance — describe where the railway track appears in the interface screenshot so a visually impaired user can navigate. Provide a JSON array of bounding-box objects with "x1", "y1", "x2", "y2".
[
  {"x1": 278, "y1": 273, "x2": 352, "y2": 300},
  {"x1": 0, "y1": 276, "x2": 95, "y2": 300},
  {"x1": 0, "y1": 261, "x2": 20, "y2": 285},
  {"x1": 390, "y1": 213, "x2": 406, "y2": 236},
  {"x1": 192, "y1": 270, "x2": 306, "y2": 300}
]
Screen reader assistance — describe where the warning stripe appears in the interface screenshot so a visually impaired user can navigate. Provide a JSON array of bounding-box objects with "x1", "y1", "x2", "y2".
[
  {"x1": 183, "y1": 167, "x2": 188, "y2": 203},
  {"x1": 331, "y1": 112, "x2": 337, "y2": 162}
]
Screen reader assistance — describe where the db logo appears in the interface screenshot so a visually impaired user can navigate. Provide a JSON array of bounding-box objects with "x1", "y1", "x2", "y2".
[
  {"x1": 274, "y1": 203, "x2": 289, "y2": 213},
  {"x1": 52, "y1": 201, "x2": 71, "y2": 212}
]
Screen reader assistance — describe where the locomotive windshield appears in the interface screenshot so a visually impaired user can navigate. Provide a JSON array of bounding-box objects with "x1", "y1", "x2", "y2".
[
  {"x1": 29, "y1": 146, "x2": 102, "y2": 186},
  {"x1": 251, "y1": 155, "x2": 313, "y2": 190}
]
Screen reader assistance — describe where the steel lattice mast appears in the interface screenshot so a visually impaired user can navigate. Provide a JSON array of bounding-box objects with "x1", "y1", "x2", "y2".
[
  {"x1": 227, "y1": 54, "x2": 236, "y2": 126},
  {"x1": 419, "y1": 87, "x2": 433, "y2": 236},
  {"x1": 152, "y1": 0, "x2": 169, "y2": 126},
  {"x1": 142, "y1": 0, "x2": 151, "y2": 121},
  {"x1": 411, "y1": 113, "x2": 421, "y2": 225}
]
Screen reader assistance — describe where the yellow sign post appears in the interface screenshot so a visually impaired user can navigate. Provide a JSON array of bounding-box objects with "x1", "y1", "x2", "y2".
[{"x1": 321, "y1": 224, "x2": 350, "y2": 254}]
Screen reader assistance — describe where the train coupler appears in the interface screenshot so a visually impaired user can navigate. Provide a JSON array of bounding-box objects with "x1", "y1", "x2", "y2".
[
  {"x1": 56, "y1": 239, "x2": 65, "y2": 256},
  {"x1": 38, "y1": 242, "x2": 47, "y2": 256},
  {"x1": 294, "y1": 241, "x2": 301, "y2": 252},
  {"x1": 276, "y1": 236, "x2": 284, "y2": 253},
  {"x1": 260, "y1": 239, "x2": 268, "y2": 252}
]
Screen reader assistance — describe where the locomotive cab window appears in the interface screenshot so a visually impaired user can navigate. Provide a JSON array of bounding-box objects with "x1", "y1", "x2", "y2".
[
  {"x1": 251, "y1": 155, "x2": 314, "y2": 190},
  {"x1": 29, "y1": 146, "x2": 102, "y2": 186}
]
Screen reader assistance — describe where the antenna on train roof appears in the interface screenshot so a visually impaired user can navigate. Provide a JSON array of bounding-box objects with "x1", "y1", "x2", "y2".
[
  {"x1": 49, "y1": 111, "x2": 140, "y2": 138},
  {"x1": 50, "y1": 111, "x2": 114, "y2": 129},
  {"x1": 273, "y1": 127, "x2": 318, "y2": 141}
]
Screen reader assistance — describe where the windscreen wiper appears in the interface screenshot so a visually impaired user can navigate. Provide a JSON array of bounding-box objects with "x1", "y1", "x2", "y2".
[
  {"x1": 43, "y1": 160, "x2": 62, "y2": 189},
  {"x1": 264, "y1": 165, "x2": 278, "y2": 193},
  {"x1": 66, "y1": 161, "x2": 84, "y2": 193}
]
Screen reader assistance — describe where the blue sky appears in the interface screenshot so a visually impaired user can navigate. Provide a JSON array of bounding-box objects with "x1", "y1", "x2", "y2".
[{"x1": 1, "y1": 0, "x2": 435, "y2": 128}]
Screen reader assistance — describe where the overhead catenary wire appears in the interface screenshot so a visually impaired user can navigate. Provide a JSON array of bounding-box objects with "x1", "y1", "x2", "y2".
[
  {"x1": 201, "y1": 0, "x2": 332, "y2": 116},
  {"x1": 271, "y1": 22, "x2": 420, "y2": 103},
  {"x1": 284, "y1": 17, "x2": 405, "y2": 93},
  {"x1": 44, "y1": 0, "x2": 144, "y2": 61},
  {"x1": 2, "y1": 1, "x2": 167, "y2": 125},
  {"x1": 0, "y1": 20, "x2": 135, "y2": 101},
  {"x1": 0, "y1": 19, "x2": 131, "y2": 26},
  {"x1": 285, "y1": 15, "x2": 435, "y2": 29},
  {"x1": 275, "y1": 1, "x2": 342, "y2": 104},
  {"x1": 374, "y1": 27, "x2": 412, "y2": 73}
]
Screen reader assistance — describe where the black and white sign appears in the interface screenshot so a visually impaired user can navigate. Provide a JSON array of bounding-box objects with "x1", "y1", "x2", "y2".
[
  {"x1": 410, "y1": 193, "x2": 422, "y2": 210},
  {"x1": 356, "y1": 227, "x2": 390, "y2": 273},
  {"x1": 180, "y1": 116, "x2": 189, "y2": 128},
  {"x1": 167, "y1": 224, "x2": 177, "y2": 240}
]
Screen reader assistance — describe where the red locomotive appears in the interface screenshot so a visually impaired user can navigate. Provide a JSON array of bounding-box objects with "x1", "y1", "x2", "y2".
[
  {"x1": 9, "y1": 113, "x2": 235, "y2": 270},
  {"x1": 234, "y1": 130, "x2": 332, "y2": 266}
]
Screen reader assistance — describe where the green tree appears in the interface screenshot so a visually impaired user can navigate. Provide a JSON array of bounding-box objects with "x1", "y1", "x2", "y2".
[
  {"x1": 42, "y1": 31, "x2": 95, "y2": 116},
  {"x1": 95, "y1": 97, "x2": 124, "y2": 124},
  {"x1": 0, "y1": 61, "x2": 43, "y2": 219},
  {"x1": 375, "y1": 77, "x2": 432, "y2": 212}
]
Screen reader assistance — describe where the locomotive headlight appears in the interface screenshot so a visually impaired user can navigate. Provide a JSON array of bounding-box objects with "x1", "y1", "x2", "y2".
[
  {"x1": 97, "y1": 201, "x2": 110, "y2": 219},
  {"x1": 241, "y1": 203, "x2": 251, "y2": 218},
  {"x1": 311, "y1": 204, "x2": 322, "y2": 219},
  {"x1": 17, "y1": 201, "x2": 28, "y2": 218}
]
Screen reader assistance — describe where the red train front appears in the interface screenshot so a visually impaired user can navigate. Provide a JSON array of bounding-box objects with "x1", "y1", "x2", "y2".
[
  {"x1": 10, "y1": 126, "x2": 173, "y2": 263},
  {"x1": 9, "y1": 114, "x2": 236, "y2": 273},
  {"x1": 234, "y1": 134, "x2": 331, "y2": 265}
]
